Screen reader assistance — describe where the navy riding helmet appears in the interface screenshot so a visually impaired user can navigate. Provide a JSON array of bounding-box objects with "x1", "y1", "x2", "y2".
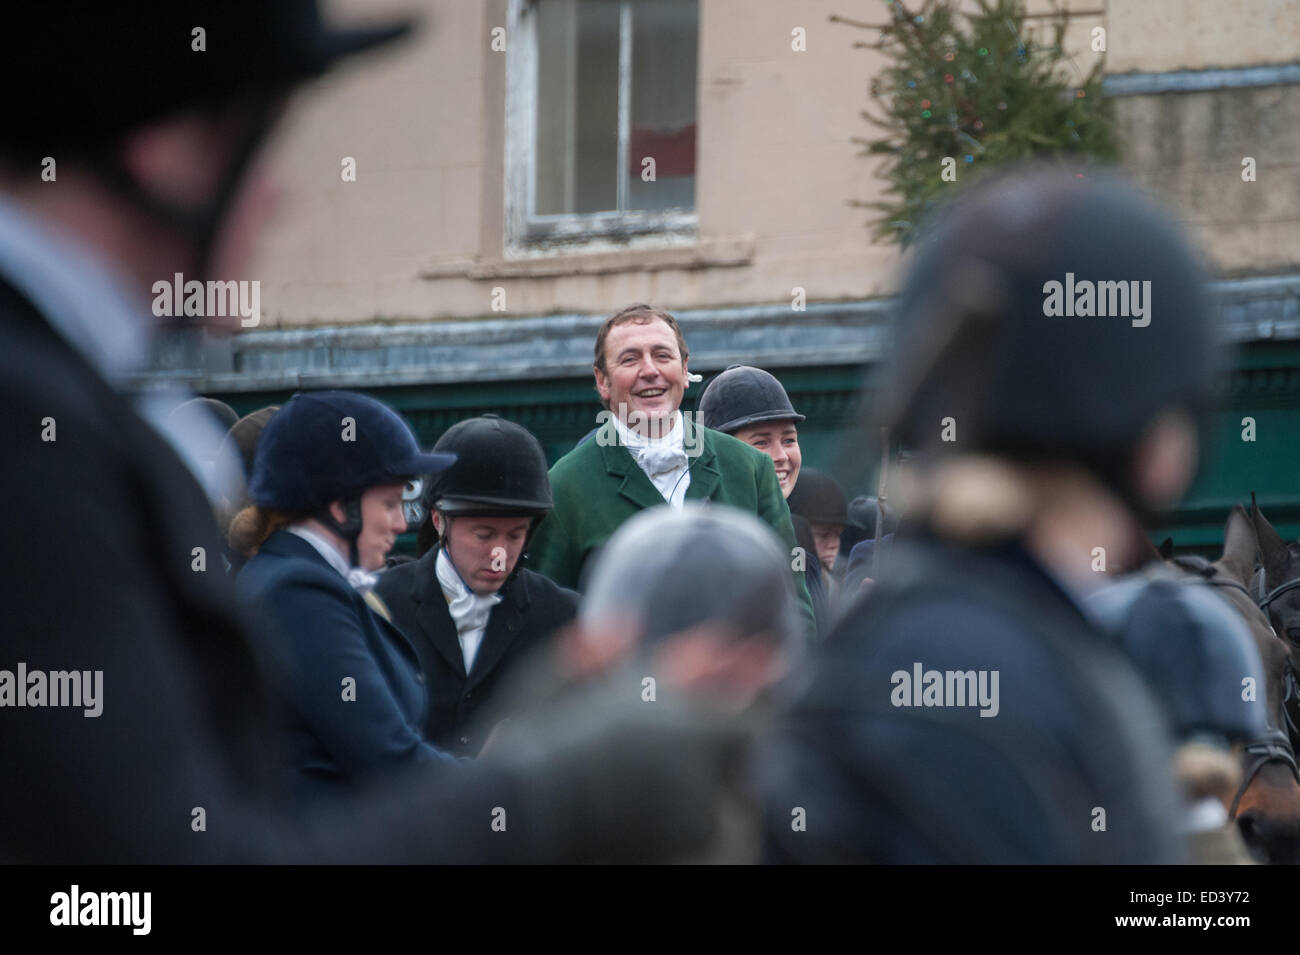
[{"x1": 249, "y1": 391, "x2": 454, "y2": 545}]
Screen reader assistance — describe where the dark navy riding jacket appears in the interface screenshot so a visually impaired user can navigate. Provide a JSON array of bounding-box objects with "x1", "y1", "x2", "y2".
[
  {"x1": 374, "y1": 548, "x2": 579, "y2": 757},
  {"x1": 762, "y1": 532, "x2": 1186, "y2": 864},
  {"x1": 236, "y1": 530, "x2": 456, "y2": 806}
]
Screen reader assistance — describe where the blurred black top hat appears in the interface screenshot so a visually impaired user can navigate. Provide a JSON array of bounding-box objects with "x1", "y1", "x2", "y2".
[{"x1": 4, "y1": 1, "x2": 414, "y2": 159}]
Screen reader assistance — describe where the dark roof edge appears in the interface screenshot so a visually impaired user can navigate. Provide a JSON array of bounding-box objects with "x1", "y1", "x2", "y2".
[
  {"x1": 1104, "y1": 62, "x2": 1300, "y2": 96},
  {"x1": 131, "y1": 274, "x2": 1300, "y2": 393}
]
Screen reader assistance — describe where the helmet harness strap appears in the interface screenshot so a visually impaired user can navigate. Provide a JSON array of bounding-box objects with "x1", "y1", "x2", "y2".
[
  {"x1": 317, "y1": 497, "x2": 364, "y2": 569},
  {"x1": 91, "y1": 92, "x2": 282, "y2": 281}
]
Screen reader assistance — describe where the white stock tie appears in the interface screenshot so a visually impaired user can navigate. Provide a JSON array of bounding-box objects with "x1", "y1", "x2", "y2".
[
  {"x1": 635, "y1": 442, "x2": 689, "y2": 478},
  {"x1": 435, "y1": 549, "x2": 502, "y2": 672},
  {"x1": 347, "y1": 568, "x2": 379, "y2": 593}
]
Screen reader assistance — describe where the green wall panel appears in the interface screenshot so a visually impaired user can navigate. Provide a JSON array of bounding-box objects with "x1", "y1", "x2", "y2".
[{"x1": 210, "y1": 339, "x2": 1300, "y2": 555}]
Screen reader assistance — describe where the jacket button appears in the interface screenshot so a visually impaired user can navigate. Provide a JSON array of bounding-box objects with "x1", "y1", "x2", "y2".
[
  {"x1": 416, "y1": 674, "x2": 425, "y2": 684},
  {"x1": 460, "y1": 735, "x2": 471, "y2": 745},
  {"x1": 465, "y1": 691, "x2": 473, "y2": 700}
]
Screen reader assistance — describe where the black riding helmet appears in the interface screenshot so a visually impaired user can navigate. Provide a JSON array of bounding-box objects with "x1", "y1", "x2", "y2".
[
  {"x1": 787, "y1": 467, "x2": 854, "y2": 529},
  {"x1": 841, "y1": 495, "x2": 900, "y2": 556},
  {"x1": 424, "y1": 415, "x2": 552, "y2": 517},
  {"x1": 698, "y1": 365, "x2": 805, "y2": 435},
  {"x1": 877, "y1": 164, "x2": 1221, "y2": 519},
  {"x1": 848, "y1": 495, "x2": 898, "y2": 537},
  {"x1": 419, "y1": 415, "x2": 553, "y2": 567}
]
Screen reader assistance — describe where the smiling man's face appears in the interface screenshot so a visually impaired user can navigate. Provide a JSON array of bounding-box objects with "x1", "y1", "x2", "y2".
[{"x1": 594, "y1": 317, "x2": 689, "y2": 434}]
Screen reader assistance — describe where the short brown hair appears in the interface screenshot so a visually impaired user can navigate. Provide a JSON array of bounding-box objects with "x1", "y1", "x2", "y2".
[{"x1": 593, "y1": 304, "x2": 690, "y2": 376}]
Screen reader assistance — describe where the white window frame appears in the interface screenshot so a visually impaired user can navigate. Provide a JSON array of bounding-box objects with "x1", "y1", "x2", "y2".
[{"x1": 505, "y1": 0, "x2": 699, "y2": 251}]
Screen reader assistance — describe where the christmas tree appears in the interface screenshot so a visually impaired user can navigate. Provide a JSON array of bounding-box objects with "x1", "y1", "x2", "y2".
[{"x1": 840, "y1": 0, "x2": 1117, "y2": 247}]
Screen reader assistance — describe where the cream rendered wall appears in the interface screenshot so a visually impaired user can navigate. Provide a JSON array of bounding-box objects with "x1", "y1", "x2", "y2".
[
  {"x1": 1108, "y1": 0, "x2": 1300, "y2": 73},
  {"x1": 251, "y1": 0, "x2": 888, "y2": 326},
  {"x1": 1107, "y1": 0, "x2": 1300, "y2": 274},
  {"x1": 247, "y1": 0, "x2": 1300, "y2": 328},
  {"x1": 252, "y1": 0, "x2": 493, "y2": 325}
]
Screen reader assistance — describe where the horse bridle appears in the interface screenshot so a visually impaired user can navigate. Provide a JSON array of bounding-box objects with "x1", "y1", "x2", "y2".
[
  {"x1": 1256, "y1": 567, "x2": 1300, "y2": 618},
  {"x1": 1172, "y1": 558, "x2": 1300, "y2": 818}
]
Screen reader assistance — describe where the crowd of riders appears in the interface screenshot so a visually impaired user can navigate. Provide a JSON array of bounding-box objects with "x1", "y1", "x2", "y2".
[{"x1": 6, "y1": 0, "x2": 1295, "y2": 865}]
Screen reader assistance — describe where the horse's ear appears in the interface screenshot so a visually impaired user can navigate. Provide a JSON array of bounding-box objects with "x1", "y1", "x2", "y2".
[
  {"x1": 1250, "y1": 494, "x2": 1290, "y2": 575},
  {"x1": 1221, "y1": 505, "x2": 1261, "y2": 585},
  {"x1": 1157, "y1": 537, "x2": 1174, "y2": 560}
]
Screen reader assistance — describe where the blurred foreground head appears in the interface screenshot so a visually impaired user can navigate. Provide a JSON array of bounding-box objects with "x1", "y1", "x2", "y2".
[
  {"x1": 579, "y1": 504, "x2": 800, "y2": 707},
  {"x1": 1, "y1": 2, "x2": 411, "y2": 281},
  {"x1": 878, "y1": 165, "x2": 1221, "y2": 525}
]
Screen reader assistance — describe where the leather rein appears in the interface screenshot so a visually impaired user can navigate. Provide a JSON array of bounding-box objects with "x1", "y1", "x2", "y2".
[{"x1": 1172, "y1": 558, "x2": 1300, "y2": 818}]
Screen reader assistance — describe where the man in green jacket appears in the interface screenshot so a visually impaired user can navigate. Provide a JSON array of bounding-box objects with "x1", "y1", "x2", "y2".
[{"x1": 526, "y1": 303, "x2": 816, "y2": 638}]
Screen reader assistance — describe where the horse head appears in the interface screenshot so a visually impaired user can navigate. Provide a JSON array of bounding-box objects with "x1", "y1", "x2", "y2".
[
  {"x1": 1250, "y1": 498, "x2": 1300, "y2": 651},
  {"x1": 1203, "y1": 505, "x2": 1300, "y2": 862}
]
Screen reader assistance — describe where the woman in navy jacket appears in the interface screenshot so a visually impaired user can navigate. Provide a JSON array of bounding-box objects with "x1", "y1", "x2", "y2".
[{"x1": 232, "y1": 390, "x2": 458, "y2": 806}]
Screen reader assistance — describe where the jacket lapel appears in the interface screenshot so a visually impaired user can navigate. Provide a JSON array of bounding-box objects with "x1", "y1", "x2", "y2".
[
  {"x1": 266, "y1": 532, "x2": 425, "y2": 662},
  {"x1": 410, "y1": 548, "x2": 468, "y2": 680},
  {"x1": 684, "y1": 420, "x2": 722, "y2": 503},
  {"x1": 597, "y1": 437, "x2": 669, "y2": 510},
  {"x1": 368, "y1": 594, "x2": 424, "y2": 664},
  {"x1": 465, "y1": 574, "x2": 532, "y2": 689}
]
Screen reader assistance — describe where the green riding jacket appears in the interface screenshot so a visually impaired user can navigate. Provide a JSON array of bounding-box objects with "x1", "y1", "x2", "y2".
[{"x1": 526, "y1": 415, "x2": 817, "y2": 639}]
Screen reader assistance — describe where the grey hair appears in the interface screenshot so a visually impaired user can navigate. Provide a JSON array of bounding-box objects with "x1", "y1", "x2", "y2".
[{"x1": 580, "y1": 502, "x2": 801, "y2": 647}]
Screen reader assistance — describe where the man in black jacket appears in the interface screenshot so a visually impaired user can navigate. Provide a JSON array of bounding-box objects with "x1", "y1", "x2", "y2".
[
  {"x1": 375, "y1": 416, "x2": 580, "y2": 756},
  {"x1": 0, "y1": 0, "x2": 740, "y2": 864},
  {"x1": 763, "y1": 166, "x2": 1217, "y2": 863}
]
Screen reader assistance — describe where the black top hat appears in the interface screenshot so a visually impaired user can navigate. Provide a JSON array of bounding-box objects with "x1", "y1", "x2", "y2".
[{"x1": 4, "y1": 1, "x2": 414, "y2": 158}]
